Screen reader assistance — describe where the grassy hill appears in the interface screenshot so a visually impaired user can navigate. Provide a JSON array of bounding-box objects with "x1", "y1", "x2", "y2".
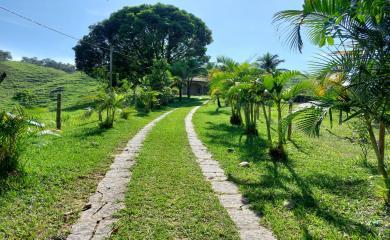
[{"x1": 0, "y1": 61, "x2": 99, "y2": 110}]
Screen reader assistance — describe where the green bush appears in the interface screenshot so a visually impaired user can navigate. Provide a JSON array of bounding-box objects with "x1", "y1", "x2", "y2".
[
  {"x1": 134, "y1": 87, "x2": 159, "y2": 113},
  {"x1": 120, "y1": 108, "x2": 132, "y2": 120},
  {"x1": 158, "y1": 87, "x2": 175, "y2": 106},
  {"x1": 0, "y1": 109, "x2": 30, "y2": 174}
]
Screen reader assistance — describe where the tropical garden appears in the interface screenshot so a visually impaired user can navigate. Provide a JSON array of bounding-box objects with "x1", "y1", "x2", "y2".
[{"x1": 0, "y1": 0, "x2": 389, "y2": 239}]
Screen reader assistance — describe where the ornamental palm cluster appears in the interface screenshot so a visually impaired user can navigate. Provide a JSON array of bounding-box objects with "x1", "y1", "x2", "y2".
[
  {"x1": 209, "y1": 54, "x2": 311, "y2": 156},
  {"x1": 274, "y1": 0, "x2": 390, "y2": 204}
]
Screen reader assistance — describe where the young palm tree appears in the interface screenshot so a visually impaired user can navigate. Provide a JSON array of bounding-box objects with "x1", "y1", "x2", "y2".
[
  {"x1": 274, "y1": 0, "x2": 390, "y2": 203},
  {"x1": 170, "y1": 61, "x2": 187, "y2": 101},
  {"x1": 256, "y1": 53, "x2": 285, "y2": 127},
  {"x1": 263, "y1": 70, "x2": 306, "y2": 153},
  {"x1": 256, "y1": 52, "x2": 285, "y2": 74}
]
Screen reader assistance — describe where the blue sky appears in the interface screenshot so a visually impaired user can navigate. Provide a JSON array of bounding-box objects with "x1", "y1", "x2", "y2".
[{"x1": 0, "y1": 0, "x2": 320, "y2": 71}]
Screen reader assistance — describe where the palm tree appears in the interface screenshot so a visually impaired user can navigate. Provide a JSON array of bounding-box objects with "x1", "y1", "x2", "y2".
[
  {"x1": 256, "y1": 53, "x2": 285, "y2": 126},
  {"x1": 256, "y1": 53, "x2": 285, "y2": 74},
  {"x1": 170, "y1": 61, "x2": 187, "y2": 101},
  {"x1": 263, "y1": 70, "x2": 306, "y2": 153},
  {"x1": 186, "y1": 59, "x2": 207, "y2": 99},
  {"x1": 216, "y1": 56, "x2": 239, "y2": 72},
  {"x1": 274, "y1": 0, "x2": 390, "y2": 203}
]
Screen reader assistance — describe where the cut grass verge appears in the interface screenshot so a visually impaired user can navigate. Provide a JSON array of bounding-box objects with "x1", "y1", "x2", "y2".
[
  {"x1": 111, "y1": 102, "x2": 240, "y2": 240},
  {"x1": 0, "y1": 107, "x2": 169, "y2": 239},
  {"x1": 193, "y1": 102, "x2": 389, "y2": 240}
]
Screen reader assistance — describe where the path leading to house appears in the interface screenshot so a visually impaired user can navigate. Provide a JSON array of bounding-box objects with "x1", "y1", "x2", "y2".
[
  {"x1": 67, "y1": 110, "x2": 175, "y2": 240},
  {"x1": 185, "y1": 105, "x2": 276, "y2": 240},
  {"x1": 68, "y1": 102, "x2": 276, "y2": 240},
  {"x1": 110, "y1": 104, "x2": 240, "y2": 239}
]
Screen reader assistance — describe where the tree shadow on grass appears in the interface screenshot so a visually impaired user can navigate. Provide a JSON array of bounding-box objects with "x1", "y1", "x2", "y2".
[
  {"x1": 62, "y1": 101, "x2": 95, "y2": 111},
  {"x1": 289, "y1": 139, "x2": 309, "y2": 155},
  {"x1": 71, "y1": 126, "x2": 109, "y2": 140},
  {"x1": 203, "y1": 121, "x2": 269, "y2": 163},
  {"x1": 202, "y1": 119, "x2": 376, "y2": 238}
]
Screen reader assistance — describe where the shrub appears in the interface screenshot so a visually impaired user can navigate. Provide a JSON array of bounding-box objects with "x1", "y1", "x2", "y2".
[
  {"x1": 134, "y1": 87, "x2": 159, "y2": 113},
  {"x1": 97, "y1": 91, "x2": 124, "y2": 129},
  {"x1": 349, "y1": 118, "x2": 371, "y2": 165},
  {"x1": 0, "y1": 109, "x2": 30, "y2": 174},
  {"x1": 120, "y1": 108, "x2": 132, "y2": 120},
  {"x1": 158, "y1": 87, "x2": 175, "y2": 106}
]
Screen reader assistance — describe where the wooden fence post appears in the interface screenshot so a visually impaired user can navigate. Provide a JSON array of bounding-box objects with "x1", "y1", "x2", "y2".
[{"x1": 56, "y1": 93, "x2": 61, "y2": 130}]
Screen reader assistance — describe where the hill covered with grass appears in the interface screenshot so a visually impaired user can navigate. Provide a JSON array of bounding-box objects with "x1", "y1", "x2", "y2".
[{"x1": 0, "y1": 61, "x2": 99, "y2": 110}]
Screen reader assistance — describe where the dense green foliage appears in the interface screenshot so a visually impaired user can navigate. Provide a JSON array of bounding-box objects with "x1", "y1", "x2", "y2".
[
  {"x1": 0, "y1": 50, "x2": 12, "y2": 61},
  {"x1": 74, "y1": 3, "x2": 212, "y2": 86},
  {"x1": 274, "y1": 0, "x2": 390, "y2": 203}
]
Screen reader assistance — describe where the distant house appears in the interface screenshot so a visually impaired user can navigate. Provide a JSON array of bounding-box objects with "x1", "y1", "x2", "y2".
[{"x1": 182, "y1": 76, "x2": 209, "y2": 96}]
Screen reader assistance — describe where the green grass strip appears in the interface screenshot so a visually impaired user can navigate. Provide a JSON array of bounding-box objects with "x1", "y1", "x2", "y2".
[
  {"x1": 112, "y1": 104, "x2": 240, "y2": 240},
  {"x1": 0, "y1": 109, "x2": 167, "y2": 239}
]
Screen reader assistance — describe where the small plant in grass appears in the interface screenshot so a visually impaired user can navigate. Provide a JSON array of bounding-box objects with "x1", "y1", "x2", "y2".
[
  {"x1": 120, "y1": 108, "x2": 131, "y2": 120},
  {"x1": 349, "y1": 117, "x2": 371, "y2": 165},
  {"x1": 225, "y1": 85, "x2": 242, "y2": 126},
  {"x1": 0, "y1": 108, "x2": 42, "y2": 175},
  {"x1": 97, "y1": 91, "x2": 124, "y2": 129}
]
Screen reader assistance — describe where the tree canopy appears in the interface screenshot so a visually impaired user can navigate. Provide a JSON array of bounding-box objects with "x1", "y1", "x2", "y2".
[
  {"x1": 74, "y1": 3, "x2": 213, "y2": 86},
  {"x1": 21, "y1": 57, "x2": 76, "y2": 73},
  {"x1": 0, "y1": 50, "x2": 12, "y2": 61}
]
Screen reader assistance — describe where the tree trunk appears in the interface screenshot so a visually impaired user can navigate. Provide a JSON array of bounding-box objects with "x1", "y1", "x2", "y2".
[
  {"x1": 217, "y1": 96, "x2": 222, "y2": 108},
  {"x1": 179, "y1": 85, "x2": 182, "y2": 101},
  {"x1": 365, "y1": 116, "x2": 389, "y2": 204},
  {"x1": 262, "y1": 104, "x2": 272, "y2": 147},
  {"x1": 379, "y1": 121, "x2": 389, "y2": 203},
  {"x1": 187, "y1": 78, "x2": 192, "y2": 99},
  {"x1": 339, "y1": 110, "x2": 343, "y2": 125},
  {"x1": 277, "y1": 101, "x2": 283, "y2": 148},
  {"x1": 287, "y1": 101, "x2": 293, "y2": 140},
  {"x1": 56, "y1": 93, "x2": 61, "y2": 130},
  {"x1": 98, "y1": 111, "x2": 102, "y2": 122},
  {"x1": 268, "y1": 105, "x2": 272, "y2": 124}
]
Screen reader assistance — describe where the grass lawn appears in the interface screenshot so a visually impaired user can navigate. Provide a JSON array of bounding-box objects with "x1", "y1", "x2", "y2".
[
  {"x1": 111, "y1": 100, "x2": 240, "y2": 240},
  {"x1": 0, "y1": 106, "x2": 169, "y2": 239},
  {"x1": 193, "y1": 101, "x2": 389, "y2": 240}
]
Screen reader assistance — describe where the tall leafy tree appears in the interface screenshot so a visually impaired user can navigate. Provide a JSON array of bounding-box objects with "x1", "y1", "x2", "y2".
[
  {"x1": 74, "y1": 4, "x2": 212, "y2": 87},
  {"x1": 274, "y1": 0, "x2": 390, "y2": 203},
  {"x1": 0, "y1": 50, "x2": 12, "y2": 61}
]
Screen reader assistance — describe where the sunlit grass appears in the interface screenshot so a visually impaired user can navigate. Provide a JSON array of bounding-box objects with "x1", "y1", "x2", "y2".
[
  {"x1": 193, "y1": 101, "x2": 389, "y2": 239},
  {"x1": 112, "y1": 101, "x2": 240, "y2": 240},
  {"x1": 0, "y1": 107, "x2": 167, "y2": 239}
]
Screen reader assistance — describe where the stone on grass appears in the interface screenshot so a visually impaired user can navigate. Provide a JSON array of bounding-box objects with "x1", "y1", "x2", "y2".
[
  {"x1": 239, "y1": 161, "x2": 250, "y2": 168},
  {"x1": 283, "y1": 200, "x2": 295, "y2": 210}
]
